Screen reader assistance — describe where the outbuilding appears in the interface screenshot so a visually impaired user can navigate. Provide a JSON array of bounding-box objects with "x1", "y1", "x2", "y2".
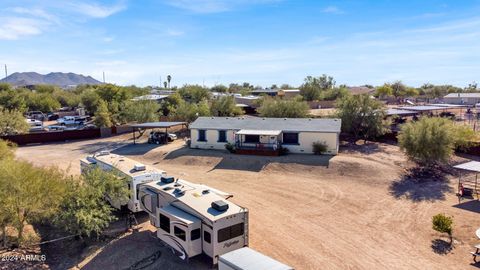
[{"x1": 189, "y1": 117, "x2": 341, "y2": 155}]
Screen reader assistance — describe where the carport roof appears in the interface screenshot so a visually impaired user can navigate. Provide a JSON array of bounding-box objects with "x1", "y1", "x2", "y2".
[
  {"x1": 130, "y1": 122, "x2": 186, "y2": 129},
  {"x1": 453, "y1": 161, "x2": 480, "y2": 173}
]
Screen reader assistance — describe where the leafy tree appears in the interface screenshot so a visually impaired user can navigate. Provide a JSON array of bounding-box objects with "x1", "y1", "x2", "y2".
[
  {"x1": 0, "y1": 140, "x2": 15, "y2": 160},
  {"x1": 312, "y1": 141, "x2": 328, "y2": 155},
  {"x1": 34, "y1": 84, "x2": 58, "y2": 94},
  {"x1": 0, "y1": 83, "x2": 12, "y2": 92},
  {"x1": 178, "y1": 85, "x2": 211, "y2": 103},
  {"x1": 0, "y1": 109, "x2": 30, "y2": 135},
  {"x1": 257, "y1": 97, "x2": 309, "y2": 118},
  {"x1": 167, "y1": 75, "x2": 172, "y2": 88},
  {"x1": 211, "y1": 85, "x2": 228, "y2": 93},
  {"x1": 299, "y1": 74, "x2": 335, "y2": 101},
  {"x1": 169, "y1": 100, "x2": 211, "y2": 122},
  {"x1": 210, "y1": 96, "x2": 243, "y2": 116},
  {"x1": 54, "y1": 90, "x2": 81, "y2": 108},
  {"x1": 26, "y1": 93, "x2": 61, "y2": 112},
  {"x1": 375, "y1": 84, "x2": 393, "y2": 98},
  {"x1": 81, "y1": 90, "x2": 101, "y2": 114},
  {"x1": 55, "y1": 168, "x2": 128, "y2": 238},
  {"x1": 120, "y1": 100, "x2": 160, "y2": 123},
  {"x1": 336, "y1": 94, "x2": 389, "y2": 142},
  {"x1": 163, "y1": 81, "x2": 167, "y2": 89},
  {"x1": 398, "y1": 117, "x2": 475, "y2": 166},
  {"x1": 0, "y1": 158, "x2": 66, "y2": 246},
  {"x1": 465, "y1": 82, "x2": 478, "y2": 92},
  {"x1": 280, "y1": 84, "x2": 293, "y2": 89},
  {"x1": 0, "y1": 90, "x2": 27, "y2": 111},
  {"x1": 432, "y1": 214, "x2": 453, "y2": 244},
  {"x1": 389, "y1": 81, "x2": 418, "y2": 98},
  {"x1": 270, "y1": 84, "x2": 278, "y2": 89},
  {"x1": 321, "y1": 87, "x2": 350, "y2": 101},
  {"x1": 94, "y1": 100, "x2": 112, "y2": 128},
  {"x1": 160, "y1": 92, "x2": 183, "y2": 116}
]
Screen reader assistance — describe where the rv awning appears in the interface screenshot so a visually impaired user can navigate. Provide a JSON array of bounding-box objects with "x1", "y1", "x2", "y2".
[
  {"x1": 236, "y1": 129, "x2": 282, "y2": 136},
  {"x1": 453, "y1": 161, "x2": 480, "y2": 172}
]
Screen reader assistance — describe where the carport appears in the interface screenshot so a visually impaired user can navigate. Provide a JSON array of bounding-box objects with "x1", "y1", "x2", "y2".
[{"x1": 130, "y1": 122, "x2": 187, "y2": 144}]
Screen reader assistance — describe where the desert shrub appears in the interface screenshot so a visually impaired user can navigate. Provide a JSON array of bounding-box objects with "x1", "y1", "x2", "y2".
[
  {"x1": 432, "y1": 213, "x2": 453, "y2": 243},
  {"x1": 279, "y1": 146, "x2": 289, "y2": 155},
  {"x1": 225, "y1": 142, "x2": 236, "y2": 153},
  {"x1": 312, "y1": 141, "x2": 328, "y2": 155}
]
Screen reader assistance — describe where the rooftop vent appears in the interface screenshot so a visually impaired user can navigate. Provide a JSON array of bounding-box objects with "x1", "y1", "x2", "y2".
[
  {"x1": 97, "y1": 151, "x2": 110, "y2": 156},
  {"x1": 212, "y1": 200, "x2": 229, "y2": 212},
  {"x1": 161, "y1": 176, "x2": 174, "y2": 184},
  {"x1": 134, "y1": 164, "x2": 146, "y2": 171}
]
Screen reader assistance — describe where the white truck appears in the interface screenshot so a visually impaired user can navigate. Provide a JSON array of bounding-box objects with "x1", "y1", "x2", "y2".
[{"x1": 80, "y1": 151, "x2": 166, "y2": 212}]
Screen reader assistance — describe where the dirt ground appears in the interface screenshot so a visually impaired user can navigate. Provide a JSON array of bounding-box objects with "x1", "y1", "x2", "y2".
[{"x1": 11, "y1": 134, "x2": 480, "y2": 270}]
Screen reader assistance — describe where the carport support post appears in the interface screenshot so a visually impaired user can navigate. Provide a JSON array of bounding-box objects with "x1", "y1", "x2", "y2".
[
  {"x1": 133, "y1": 127, "x2": 136, "y2": 144},
  {"x1": 165, "y1": 127, "x2": 168, "y2": 144}
]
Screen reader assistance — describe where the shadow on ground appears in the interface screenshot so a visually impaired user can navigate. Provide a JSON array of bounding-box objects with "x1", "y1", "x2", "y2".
[
  {"x1": 453, "y1": 200, "x2": 480, "y2": 214},
  {"x1": 389, "y1": 167, "x2": 453, "y2": 202},
  {"x1": 339, "y1": 142, "x2": 383, "y2": 155},
  {"x1": 164, "y1": 146, "x2": 333, "y2": 172},
  {"x1": 431, "y1": 239, "x2": 453, "y2": 255},
  {"x1": 111, "y1": 143, "x2": 164, "y2": 156}
]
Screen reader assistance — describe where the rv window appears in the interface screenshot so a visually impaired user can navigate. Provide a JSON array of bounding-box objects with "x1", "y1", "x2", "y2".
[
  {"x1": 174, "y1": 226, "x2": 186, "y2": 241},
  {"x1": 204, "y1": 231, "x2": 211, "y2": 243},
  {"x1": 283, "y1": 132, "x2": 299, "y2": 144},
  {"x1": 218, "y1": 130, "x2": 227, "y2": 142},
  {"x1": 198, "y1": 130, "x2": 206, "y2": 142},
  {"x1": 191, "y1": 228, "x2": 200, "y2": 241},
  {"x1": 217, "y1": 223, "x2": 244, "y2": 243},
  {"x1": 127, "y1": 184, "x2": 131, "y2": 199},
  {"x1": 159, "y1": 214, "x2": 170, "y2": 233}
]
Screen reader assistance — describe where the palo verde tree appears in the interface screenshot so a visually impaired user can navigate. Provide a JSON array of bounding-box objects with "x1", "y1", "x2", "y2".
[
  {"x1": 299, "y1": 74, "x2": 336, "y2": 101},
  {"x1": 336, "y1": 94, "x2": 389, "y2": 142},
  {"x1": 257, "y1": 97, "x2": 309, "y2": 118},
  {"x1": 432, "y1": 213, "x2": 453, "y2": 244},
  {"x1": 55, "y1": 168, "x2": 129, "y2": 239},
  {"x1": 398, "y1": 117, "x2": 476, "y2": 166},
  {"x1": 120, "y1": 100, "x2": 160, "y2": 123},
  {"x1": 0, "y1": 109, "x2": 30, "y2": 135},
  {"x1": 94, "y1": 100, "x2": 113, "y2": 127},
  {"x1": 210, "y1": 96, "x2": 243, "y2": 117}
]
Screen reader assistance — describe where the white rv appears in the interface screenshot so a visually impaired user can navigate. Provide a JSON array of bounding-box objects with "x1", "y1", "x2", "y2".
[
  {"x1": 80, "y1": 152, "x2": 166, "y2": 212},
  {"x1": 138, "y1": 178, "x2": 248, "y2": 264}
]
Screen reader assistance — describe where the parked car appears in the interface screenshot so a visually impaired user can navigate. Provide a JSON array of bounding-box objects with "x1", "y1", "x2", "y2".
[
  {"x1": 26, "y1": 118, "x2": 44, "y2": 132},
  {"x1": 147, "y1": 131, "x2": 177, "y2": 144},
  {"x1": 57, "y1": 116, "x2": 87, "y2": 126},
  {"x1": 25, "y1": 111, "x2": 46, "y2": 121},
  {"x1": 47, "y1": 113, "x2": 60, "y2": 121},
  {"x1": 439, "y1": 112, "x2": 455, "y2": 120}
]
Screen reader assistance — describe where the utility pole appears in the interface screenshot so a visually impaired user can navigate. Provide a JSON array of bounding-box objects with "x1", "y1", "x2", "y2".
[
  {"x1": 4, "y1": 64, "x2": 7, "y2": 81},
  {"x1": 103, "y1": 71, "x2": 105, "y2": 83},
  {"x1": 159, "y1": 76, "x2": 162, "y2": 88}
]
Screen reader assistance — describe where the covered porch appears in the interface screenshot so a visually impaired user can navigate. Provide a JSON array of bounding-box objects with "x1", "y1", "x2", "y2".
[{"x1": 235, "y1": 129, "x2": 282, "y2": 156}]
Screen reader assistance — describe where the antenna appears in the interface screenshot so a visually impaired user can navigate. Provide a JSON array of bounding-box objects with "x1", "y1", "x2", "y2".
[
  {"x1": 103, "y1": 71, "x2": 105, "y2": 83},
  {"x1": 159, "y1": 75, "x2": 162, "y2": 88}
]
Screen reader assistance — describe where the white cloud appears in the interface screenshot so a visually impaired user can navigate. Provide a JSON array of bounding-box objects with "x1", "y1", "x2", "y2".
[
  {"x1": 322, "y1": 6, "x2": 344, "y2": 14},
  {"x1": 165, "y1": 0, "x2": 281, "y2": 13},
  {"x1": 0, "y1": 17, "x2": 46, "y2": 40},
  {"x1": 70, "y1": 1, "x2": 126, "y2": 18}
]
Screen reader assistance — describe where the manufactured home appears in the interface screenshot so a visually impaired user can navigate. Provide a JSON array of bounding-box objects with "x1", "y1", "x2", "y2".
[
  {"x1": 189, "y1": 117, "x2": 341, "y2": 155},
  {"x1": 444, "y1": 93, "x2": 480, "y2": 105},
  {"x1": 138, "y1": 177, "x2": 248, "y2": 264},
  {"x1": 80, "y1": 151, "x2": 167, "y2": 212}
]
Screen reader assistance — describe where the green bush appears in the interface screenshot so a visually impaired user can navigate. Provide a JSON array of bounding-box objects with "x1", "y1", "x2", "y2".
[
  {"x1": 225, "y1": 142, "x2": 236, "y2": 153},
  {"x1": 312, "y1": 141, "x2": 328, "y2": 155},
  {"x1": 432, "y1": 213, "x2": 453, "y2": 242},
  {"x1": 279, "y1": 146, "x2": 289, "y2": 155}
]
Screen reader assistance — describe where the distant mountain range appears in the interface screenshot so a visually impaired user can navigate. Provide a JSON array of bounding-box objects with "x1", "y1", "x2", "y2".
[{"x1": 0, "y1": 72, "x2": 102, "y2": 87}]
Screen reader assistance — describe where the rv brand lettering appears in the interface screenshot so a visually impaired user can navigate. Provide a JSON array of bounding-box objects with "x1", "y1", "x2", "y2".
[
  {"x1": 223, "y1": 240, "x2": 239, "y2": 248},
  {"x1": 1, "y1": 254, "x2": 46, "y2": 262}
]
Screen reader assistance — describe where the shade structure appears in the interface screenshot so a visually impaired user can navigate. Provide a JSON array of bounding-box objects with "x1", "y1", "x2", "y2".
[{"x1": 236, "y1": 129, "x2": 282, "y2": 136}]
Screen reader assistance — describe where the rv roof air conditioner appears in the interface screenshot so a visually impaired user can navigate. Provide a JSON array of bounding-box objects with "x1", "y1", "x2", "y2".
[
  {"x1": 134, "y1": 164, "x2": 146, "y2": 171},
  {"x1": 212, "y1": 200, "x2": 229, "y2": 211},
  {"x1": 161, "y1": 176, "x2": 175, "y2": 183},
  {"x1": 97, "y1": 151, "x2": 110, "y2": 156}
]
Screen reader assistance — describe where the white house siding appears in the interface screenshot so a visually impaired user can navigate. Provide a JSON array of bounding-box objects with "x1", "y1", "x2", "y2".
[
  {"x1": 190, "y1": 129, "x2": 236, "y2": 150},
  {"x1": 190, "y1": 128, "x2": 339, "y2": 155},
  {"x1": 444, "y1": 97, "x2": 480, "y2": 105},
  {"x1": 282, "y1": 132, "x2": 338, "y2": 154}
]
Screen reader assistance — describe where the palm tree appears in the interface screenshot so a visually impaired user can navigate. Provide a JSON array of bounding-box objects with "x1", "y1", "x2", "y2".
[
  {"x1": 163, "y1": 81, "x2": 167, "y2": 89},
  {"x1": 167, "y1": 75, "x2": 172, "y2": 89}
]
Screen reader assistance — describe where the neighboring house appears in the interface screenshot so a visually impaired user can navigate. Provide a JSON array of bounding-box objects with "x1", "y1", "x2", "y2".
[
  {"x1": 443, "y1": 93, "x2": 480, "y2": 105},
  {"x1": 251, "y1": 89, "x2": 278, "y2": 96},
  {"x1": 250, "y1": 88, "x2": 301, "y2": 98},
  {"x1": 189, "y1": 117, "x2": 341, "y2": 155},
  {"x1": 277, "y1": 89, "x2": 300, "y2": 99},
  {"x1": 132, "y1": 94, "x2": 169, "y2": 102},
  {"x1": 347, "y1": 86, "x2": 376, "y2": 96}
]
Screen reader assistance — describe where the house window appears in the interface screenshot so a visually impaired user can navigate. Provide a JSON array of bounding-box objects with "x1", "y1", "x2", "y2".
[
  {"x1": 198, "y1": 130, "x2": 206, "y2": 142},
  {"x1": 283, "y1": 133, "x2": 299, "y2": 144},
  {"x1": 174, "y1": 226, "x2": 186, "y2": 241},
  {"x1": 217, "y1": 223, "x2": 244, "y2": 243},
  {"x1": 204, "y1": 231, "x2": 211, "y2": 243},
  {"x1": 218, "y1": 130, "x2": 227, "y2": 142},
  {"x1": 244, "y1": 135, "x2": 259, "y2": 143},
  {"x1": 191, "y1": 228, "x2": 201, "y2": 241},
  {"x1": 159, "y1": 214, "x2": 170, "y2": 233}
]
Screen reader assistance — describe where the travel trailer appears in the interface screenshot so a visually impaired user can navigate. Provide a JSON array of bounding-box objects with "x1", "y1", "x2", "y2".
[
  {"x1": 80, "y1": 152, "x2": 166, "y2": 212},
  {"x1": 138, "y1": 177, "x2": 249, "y2": 264}
]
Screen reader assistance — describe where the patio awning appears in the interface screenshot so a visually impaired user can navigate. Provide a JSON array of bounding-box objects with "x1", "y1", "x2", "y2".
[
  {"x1": 453, "y1": 161, "x2": 480, "y2": 172},
  {"x1": 236, "y1": 129, "x2": 282, "y2": 136}
]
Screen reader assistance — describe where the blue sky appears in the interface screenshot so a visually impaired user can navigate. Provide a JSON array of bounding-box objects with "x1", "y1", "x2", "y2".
[{"x1": 1, "y1": 0, "x2": 480, "y2": 87}]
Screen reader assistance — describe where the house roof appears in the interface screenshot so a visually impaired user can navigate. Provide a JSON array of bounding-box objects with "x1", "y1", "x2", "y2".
[
  {"x1": 130, "y1": 121, "x2": 186, "y2": 129},
  {"x1": 190, "y1": 117, "x2": 342, "y2": 133},
  {"x1": 132, "y1": 94, "x2": 169, "y2": 101},
  {"x1": 444, "y1": 93, "x2": 480, "y2": 98},
  {"x1": 386, "y1": 109, "x2": 418, "y2": 116},
  {"x1": 347, "y1": 86, "x2": 375, "y2": 95},
  {"x1": 236, "y1": 129, "x2": 282, "y2": 136},
  {"x1": 395, "y1": 105, "x2": 448, "y2": 111}
]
